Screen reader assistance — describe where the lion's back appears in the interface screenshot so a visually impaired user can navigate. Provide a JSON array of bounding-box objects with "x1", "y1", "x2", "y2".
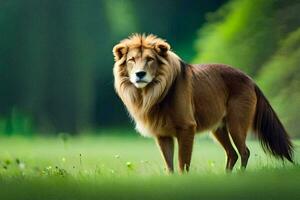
[{"x1": 192, "y1": 63, "x2": 255, "y2": 95}]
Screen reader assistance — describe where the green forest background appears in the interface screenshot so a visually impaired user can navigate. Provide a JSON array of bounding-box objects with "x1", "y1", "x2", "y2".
[{"x1": 0, "y1": 0, "x2": 299, "y2": 136}]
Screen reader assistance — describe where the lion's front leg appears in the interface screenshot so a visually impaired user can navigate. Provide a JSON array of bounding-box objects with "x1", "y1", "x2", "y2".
[
  {"x1": 156, "y1": 136, "x2": 174, "y2": 173},
  {"x1": 177, "y1": 128, "x2": 195, "y2": 173}
]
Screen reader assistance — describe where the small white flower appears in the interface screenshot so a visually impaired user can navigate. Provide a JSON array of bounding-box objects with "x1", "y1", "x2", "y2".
[{"x1": 18, "y1": 162, "x2": 26, "y2": 170}]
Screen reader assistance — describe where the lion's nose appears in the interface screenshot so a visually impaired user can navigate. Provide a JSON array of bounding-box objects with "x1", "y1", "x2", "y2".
[{"x1": 136, "y1": 71, "x2": 146, "y2": 79}]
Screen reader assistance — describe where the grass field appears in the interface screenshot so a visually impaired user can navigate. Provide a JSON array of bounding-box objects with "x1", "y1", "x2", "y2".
[{"x1": 0, "y1": 131, "x2": 299, "y2": 200}]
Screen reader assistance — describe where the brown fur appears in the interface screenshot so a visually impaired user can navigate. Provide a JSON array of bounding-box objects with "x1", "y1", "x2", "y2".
[{"x1": 113, "y1": 34, "x2": 294, "y2": 173}]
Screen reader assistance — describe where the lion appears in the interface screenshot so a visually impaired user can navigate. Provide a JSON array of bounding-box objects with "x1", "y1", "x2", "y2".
[{"x1": 112, "y1": 34, "x2": 293, "y2": 173}]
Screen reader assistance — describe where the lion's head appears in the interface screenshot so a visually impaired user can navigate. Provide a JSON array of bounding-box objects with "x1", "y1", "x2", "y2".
[
  {"x1": 113, "y1": 34, "x2": 181, "y2": 113},
  {"x1": 113, "y1": 34, "x2": 173, "y2": 88}
]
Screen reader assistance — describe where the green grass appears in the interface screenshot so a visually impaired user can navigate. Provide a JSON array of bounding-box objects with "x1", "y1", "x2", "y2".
[{"x1": 0, "y1": 132, "x2": 299, "y2": 200}]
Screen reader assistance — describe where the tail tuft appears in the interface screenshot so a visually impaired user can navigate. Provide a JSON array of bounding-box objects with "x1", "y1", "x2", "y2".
[{"x1": 253, "y1": 85, "x2": 294, "y2": 162}]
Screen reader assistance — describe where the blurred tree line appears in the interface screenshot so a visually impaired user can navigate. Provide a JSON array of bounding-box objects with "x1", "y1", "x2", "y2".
[
  {"x1": 194, "y1": 0, "x2": 300, "y2": 136},
  {"x1": 1, "y1": 0, "x2": 299, "y2": 136},
  {"x1": 0, "y1": 0, "x2": 226, "y2": 134}
]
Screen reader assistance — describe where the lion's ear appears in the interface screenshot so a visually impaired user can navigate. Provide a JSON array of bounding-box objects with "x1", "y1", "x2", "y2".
[
  {"x1": 113, "y1": 43, "x2": 128, "y2": 61},
  {"x1": 155, "y1": 41, "x2": 170, "y2": 56}
]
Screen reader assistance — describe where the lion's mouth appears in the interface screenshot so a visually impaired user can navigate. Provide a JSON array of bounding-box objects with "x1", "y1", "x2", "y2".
[
  {"x1": 136, "y1": 80, "x2": 148, "y2": 83},
  {"x1": 134, "y1": 79, "x2": 150, "y2": 88}
]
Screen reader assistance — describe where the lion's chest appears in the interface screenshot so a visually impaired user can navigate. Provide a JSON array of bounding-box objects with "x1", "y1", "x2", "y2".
[
  {"x1": 134, "y1": 115, "x2": 175, "y2": 137},
  {"x1": 135, "y1": 121, "x2": 154, "y2": 137}
]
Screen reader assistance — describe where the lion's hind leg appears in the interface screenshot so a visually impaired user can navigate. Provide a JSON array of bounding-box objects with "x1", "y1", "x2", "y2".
[
  {"x1": 213, "y1": 125, "x2": 238, "y2": 171},
  {"x1": 226, "y1": 93, "x2": 256, "y2": 170}
]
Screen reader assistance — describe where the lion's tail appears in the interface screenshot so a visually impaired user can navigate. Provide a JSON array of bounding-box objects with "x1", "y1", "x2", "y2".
[{"x1": 253, "y1": 85, "x2": 294, "y2": 162}]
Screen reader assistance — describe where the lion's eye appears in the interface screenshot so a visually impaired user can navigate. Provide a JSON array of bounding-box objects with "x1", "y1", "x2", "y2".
[
  {"x1": 146, "y1": 57, "x2": 154, "y2": 62},
  {"x1": 127, "y1": 57, "x2": 135, "y2": 63}
]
